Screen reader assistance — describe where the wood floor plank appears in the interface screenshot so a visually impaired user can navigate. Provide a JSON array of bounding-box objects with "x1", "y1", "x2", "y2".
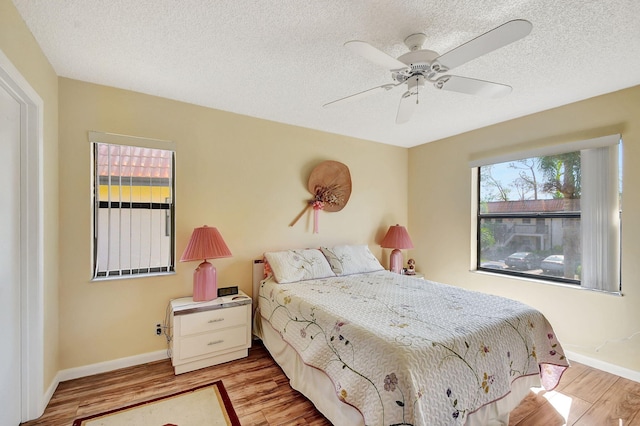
[
  {"x1": 513, "y1": 389, "x2": 592, "y2": 426},
  {"x1": 555, "y1": 361, "x2": 589, "y2": 391},
  {"x1": 561, "y1": 367, "x2": 619, "y2": 404},
  {"x1": 509, "y1": 391, "x2": 550, "y2": 425},
  {"x1": 547, "y1": 391, "x2": 592, "y2": 425},
  {"x1": 573, "y1": 377, "x2": 640, "y2": 425},
  {"x1": 236, "y1": 410, "x2": 270, "y2": 426},
  {"x1": 515, "y1": 404, "x2": 567, "y2": 425},
  {"x1": 263, "y1": 398, "x2": 328, "y2": 426},
  {"x1": 19, "y1": 343, "x2": 640, "y2": 426}
]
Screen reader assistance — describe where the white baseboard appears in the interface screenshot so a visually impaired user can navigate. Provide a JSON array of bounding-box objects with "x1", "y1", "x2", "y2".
[
  {"x1": 42, "y1": 375, "x2": 59, "y2": 415},
  {"x1": 565, "y1": 350, "x2": 640, "y2": 383},
  {"x1": 57, "y1": 349, "x2": 169, "y2": 383}
]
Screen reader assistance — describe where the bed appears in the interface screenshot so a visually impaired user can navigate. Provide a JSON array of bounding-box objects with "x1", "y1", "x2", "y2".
[{"x1": 252, "y1": 246, "x2": 569, "y2": 426}]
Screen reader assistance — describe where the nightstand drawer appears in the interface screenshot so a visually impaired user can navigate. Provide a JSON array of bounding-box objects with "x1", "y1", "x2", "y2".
[
  {"x1": 180, "y1": 305, "x2": 247, "y2": 335},
  {"x1": 179, "y1": 325, "x2": 249, "y2": 360}
]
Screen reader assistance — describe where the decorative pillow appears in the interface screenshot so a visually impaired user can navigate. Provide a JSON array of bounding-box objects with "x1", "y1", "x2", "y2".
[
  {"x1": 262, "y1": 256, "x2": 273, "y2": 279},
  {"x1": 264, "y1": 249, "x2": 336, "y2": 284},
  {"x1": 320, "y1": 245, "x2": 384, "y2": 276}
]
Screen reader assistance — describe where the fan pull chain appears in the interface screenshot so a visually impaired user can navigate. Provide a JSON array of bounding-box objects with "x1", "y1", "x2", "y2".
[{"x1": 416, "y1": 76, "x2": 419, "y2": 104}]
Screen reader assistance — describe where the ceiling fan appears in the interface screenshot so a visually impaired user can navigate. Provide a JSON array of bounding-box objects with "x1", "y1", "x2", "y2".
[{"x1": 323, "y1": 19, "x2": 533, "y2": 124}]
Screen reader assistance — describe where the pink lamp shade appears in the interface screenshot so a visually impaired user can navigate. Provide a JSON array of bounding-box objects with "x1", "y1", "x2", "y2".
[
  {"x1": 380, "y1": 224, "x2": 414, "y2": 274},
  {"x1": 180, "y1": 225, "x2": 232, "y2": 302}
]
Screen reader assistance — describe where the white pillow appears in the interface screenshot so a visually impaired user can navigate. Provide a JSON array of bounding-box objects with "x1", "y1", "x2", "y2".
[
  {"x1": 320, "y1": 245, "x2": 384, "y2": 276},
  {"x1": 264, "y1": 249, "x2": 336, "y2": 284}
]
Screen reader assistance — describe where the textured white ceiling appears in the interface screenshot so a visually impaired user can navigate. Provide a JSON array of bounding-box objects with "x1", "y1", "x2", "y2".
[{"x1": 12, "y1": 0, "x2": 640, "y2": 148}]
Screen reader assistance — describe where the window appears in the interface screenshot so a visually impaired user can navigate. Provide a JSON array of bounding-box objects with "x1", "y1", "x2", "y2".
[
  {"x1": 91, "y1": 132, "x2": 175, "y2": 279},
  {"x1": 474, "y1": 135, "x2": 622, "y2": 292}
]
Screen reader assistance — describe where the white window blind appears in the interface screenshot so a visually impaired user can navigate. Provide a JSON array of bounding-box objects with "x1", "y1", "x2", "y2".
[
  {"x1": 581, "y1": 145, "x2": 621, "y2": 292},
  {"x1": 90, "y1": 131, "x2": 176, "y2": 279}
]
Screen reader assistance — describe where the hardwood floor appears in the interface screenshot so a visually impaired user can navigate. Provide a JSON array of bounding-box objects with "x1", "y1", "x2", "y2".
[{"x1": 21, "y1": 341, "x2": 640, "y2": 425}]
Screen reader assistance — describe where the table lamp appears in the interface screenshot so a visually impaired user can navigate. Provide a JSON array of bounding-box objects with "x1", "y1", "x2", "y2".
[
  {"x1": 180, "y1": 225, "x2": 232, "y2": 301},
  {"x1": 380, "y1": 224, "x2": 414, "y2": 274}
]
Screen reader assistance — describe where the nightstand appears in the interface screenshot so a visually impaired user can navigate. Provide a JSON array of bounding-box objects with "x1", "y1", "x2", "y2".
[
  {"x1": 405, "y1": 272, "x2": 424, "y2": 279},
  {"x1": 170, "y1": 291, "x2": 252, "y2": 374}
]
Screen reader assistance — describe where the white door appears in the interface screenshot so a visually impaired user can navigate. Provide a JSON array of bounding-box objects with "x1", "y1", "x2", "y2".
[{"x1": 0, "y1": 80, "x2": 22, "y2": 425}]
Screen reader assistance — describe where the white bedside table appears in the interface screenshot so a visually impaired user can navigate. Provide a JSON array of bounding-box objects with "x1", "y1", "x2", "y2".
[
  {"x1": 170, "y1": 290, "x2": 252, "y2": 374},
  {"x1": 405, "y1": 272, "x2": 424, "y2": 279}
]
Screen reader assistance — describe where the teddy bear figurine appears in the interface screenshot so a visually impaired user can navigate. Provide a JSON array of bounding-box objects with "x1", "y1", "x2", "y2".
[{"x1": 406, "y1": 258, "x2": 416, "y2": 275}]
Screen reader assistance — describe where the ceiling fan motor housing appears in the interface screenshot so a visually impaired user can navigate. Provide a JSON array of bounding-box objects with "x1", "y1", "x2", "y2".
[{"x1": 394, "y1": 49, "x2": 440, "y2": 83}]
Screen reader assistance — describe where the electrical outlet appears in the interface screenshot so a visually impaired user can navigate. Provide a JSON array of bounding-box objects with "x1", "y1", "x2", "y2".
[{"x1": 156, "y1": 323, "x2": 162, "y2": 336}]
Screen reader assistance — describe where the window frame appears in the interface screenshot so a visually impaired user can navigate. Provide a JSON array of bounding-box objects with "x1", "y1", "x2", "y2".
[
  {"x1": 90, "y1": 131, "x2": 176, "y2": 281},
  {"x1": 471, "y1": 134, "x2": 622, "y2": 293}
]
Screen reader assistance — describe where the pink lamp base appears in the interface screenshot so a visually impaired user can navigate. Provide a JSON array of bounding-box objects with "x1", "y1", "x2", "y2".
[
  {"x1": 389, "y1": 249, "x2": 403, "y2": 274},
  {"x1": 193, "y1": 261, "x2": 217, "y2": 301}
]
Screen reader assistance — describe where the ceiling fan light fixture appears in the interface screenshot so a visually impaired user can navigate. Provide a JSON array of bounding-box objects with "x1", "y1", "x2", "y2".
[{"x1": 407, "y1": 75, "x2": 425, "y2": 94}]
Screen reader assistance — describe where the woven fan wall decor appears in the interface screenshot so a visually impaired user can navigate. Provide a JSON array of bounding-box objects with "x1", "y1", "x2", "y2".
[{"x1": 289, "y1": 160, "x2": 352, "y2": 233}]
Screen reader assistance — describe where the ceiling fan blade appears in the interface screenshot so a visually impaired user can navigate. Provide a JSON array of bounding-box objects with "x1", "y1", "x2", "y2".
[
  {"x1": 396, "y1": 91, "x2": 417, "y2": 124},
  {"x1": 323, "y1": 83, "x2": 399, "y2": 108},
  {"x1": 344, "y1": 40, "x2": 410, "y2": 71},
  {"x1": 434, "y1": 75, "x2": 512, "y2": 98},
  {"x1": 432, "y1": 19, "x2": 532, "y2": 72}
]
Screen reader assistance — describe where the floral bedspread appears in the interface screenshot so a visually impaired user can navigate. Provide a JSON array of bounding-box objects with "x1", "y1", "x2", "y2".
[{"x1": 259, "y1": 271, "x2": 568, "y2": 426}]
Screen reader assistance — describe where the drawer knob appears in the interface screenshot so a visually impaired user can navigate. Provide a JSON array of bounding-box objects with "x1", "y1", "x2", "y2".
[
  {"x1": 208, "y1": 318, "x2": 224, "y2": 323},
  {"x1": 208, "y1": 340, "x2": 224, "y2": 346}
]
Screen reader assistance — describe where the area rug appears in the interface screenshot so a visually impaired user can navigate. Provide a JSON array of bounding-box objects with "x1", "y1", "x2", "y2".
[{"x1": 72, "y1": 380, "x2": 240, "y2": 426}]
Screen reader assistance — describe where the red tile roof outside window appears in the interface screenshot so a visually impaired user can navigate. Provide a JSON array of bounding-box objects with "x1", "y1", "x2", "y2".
[
  {"x1": 484, "y1": 198, "x2": 580, "y2": 213},
  {"x1": 97, "y1": 143, "x2": 172, "y2": 179}
]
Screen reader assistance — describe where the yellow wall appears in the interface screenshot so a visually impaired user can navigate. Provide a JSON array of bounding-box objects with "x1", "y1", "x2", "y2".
[
  {"x1": 0, "y1": 0, "x2": 59, "y2": 389},
  {"x1": 408, "y1": 85, "x2": 640, "y2": 373},
  {"x1": 58, "y1": 77, "x2": 408, "y2": 369}
]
